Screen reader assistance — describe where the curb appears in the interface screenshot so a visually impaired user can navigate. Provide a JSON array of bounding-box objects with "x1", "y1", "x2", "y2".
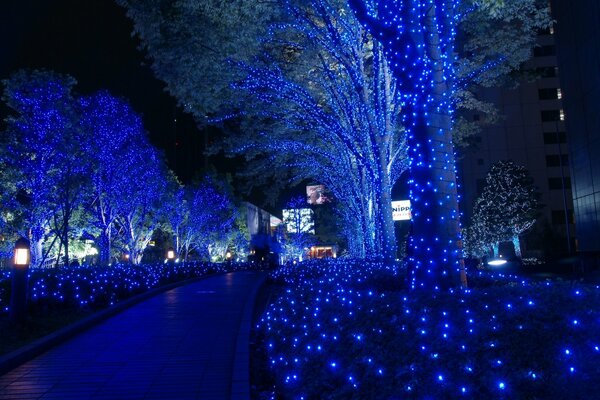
[
  {"x1": 0, "y1": 271, "x2": 228, "y2": 377},
  {"x1": 231, "y1": 271, "x2": 268, "y2": 400}
]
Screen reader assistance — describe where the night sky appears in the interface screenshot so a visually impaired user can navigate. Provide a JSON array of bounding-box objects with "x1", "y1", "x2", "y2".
[{"x1": 0, "y1": 0, "x2": 206, "y2": 183}]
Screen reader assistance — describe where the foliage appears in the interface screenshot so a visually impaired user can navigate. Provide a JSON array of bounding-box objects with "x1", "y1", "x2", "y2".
[
  {"x1": 116, "y1": 0, "x2": 278, "y2": 119},
  {"x1": 467, "y1": 160, "x2": 541, "y2": 258},
  {"x1": 256, "y1": 259, "x2": 600, "y2": 399}
]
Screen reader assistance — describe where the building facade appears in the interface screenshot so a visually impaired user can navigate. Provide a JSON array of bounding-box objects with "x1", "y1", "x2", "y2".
[{"x1": 551, "y1": 0, "x2": 600, "y2": 261}]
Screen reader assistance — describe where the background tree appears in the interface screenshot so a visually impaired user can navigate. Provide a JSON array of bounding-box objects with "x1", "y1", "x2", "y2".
[
  {"x1": 187, "y1": 176, "x2": 237, "y2": 261},
  {"x1": 281, "y1": 196, "x2": 317, "y2": 262},
  {"x1": 79, "y1": 91, "x2": 158, "y2": 265},
  {"x1": 470, "y1": 160, "x2": 540, "y2": 258},
  {"x1": 114, "y1": 142, "x2": 175, "y2": 264}
]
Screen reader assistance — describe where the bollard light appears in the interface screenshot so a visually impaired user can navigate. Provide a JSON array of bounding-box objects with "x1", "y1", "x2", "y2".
[
  {"x1": 10, "y1": 237, "x2": 31, "y2": 323},
  {"x1": 167, "y1": 247, "x2": 175, "y2": 260},
  {"x1": 14, "y1": 237, "x2": 30, "y2": 266}
]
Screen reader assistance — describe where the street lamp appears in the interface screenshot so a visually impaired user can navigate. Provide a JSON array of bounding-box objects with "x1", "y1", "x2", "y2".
[{"x1": 10, "y1": 237, "x2": 30, "y2": 323}]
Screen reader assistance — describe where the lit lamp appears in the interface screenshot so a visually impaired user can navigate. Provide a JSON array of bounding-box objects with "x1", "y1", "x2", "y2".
[
  {"x1": 10, "y1": 237, "x2": 31, "y2": 323},
  {"x1": 167, "y1": 247, "x2": 175, "y2": 263},
  {"x1": 226, "y1": 251, "x2": 232, "y2": 260}
]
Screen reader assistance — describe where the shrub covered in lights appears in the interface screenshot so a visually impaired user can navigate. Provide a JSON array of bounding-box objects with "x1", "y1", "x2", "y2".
[
  {"x1": 0, "y1": 262, "x2": 257, "y2": 316},
  {"x1": 256, "y1": 259, "x2": 600, "y2": 399}
]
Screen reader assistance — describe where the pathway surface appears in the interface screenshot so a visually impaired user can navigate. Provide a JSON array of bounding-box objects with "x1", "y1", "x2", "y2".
[{"x1": 0, "y1": 271, "x2": 266, "y2": 400}]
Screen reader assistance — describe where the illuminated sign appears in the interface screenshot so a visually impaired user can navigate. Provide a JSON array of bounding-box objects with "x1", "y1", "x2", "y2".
[
  {"x1": 306, "y1": 185, "x2": 331, "y2": 205},
  {"x1": 392, "y1": 200, "x2": 411, "y2": 221}
]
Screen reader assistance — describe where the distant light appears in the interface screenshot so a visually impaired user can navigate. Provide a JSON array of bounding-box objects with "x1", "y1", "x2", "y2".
[{"x1": 487, "y1": 258, "x2": 507, "y2": 266}]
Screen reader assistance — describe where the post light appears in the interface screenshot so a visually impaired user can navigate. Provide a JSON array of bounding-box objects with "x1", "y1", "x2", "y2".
[
  {"x1": 226, "y1": 251, "x2": 232, "y2": 260},
  {"x1": 10, "y1": 237, "x2": 31, "y2": 323},
  {"x1": 167, "y1": 247, "x2": 175, "y2": 261}
]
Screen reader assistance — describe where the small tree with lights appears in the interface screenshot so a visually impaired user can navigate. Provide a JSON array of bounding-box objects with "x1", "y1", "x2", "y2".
[{"x1": 470, "y1": 160, "x2": 540, "y2": 259}]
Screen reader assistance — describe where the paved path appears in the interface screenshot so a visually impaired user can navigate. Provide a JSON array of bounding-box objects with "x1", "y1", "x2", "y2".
[{"x1": 0, "y1": 271, "x2": 266, "y2": 400}]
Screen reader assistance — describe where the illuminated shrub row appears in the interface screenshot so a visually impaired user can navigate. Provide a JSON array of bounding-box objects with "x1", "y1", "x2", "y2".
[
  {"x1": 258, "y1": 259, "x2": 600, "y2": 399},
  {"x1": 0, "y1": 262, "x2": 256, "y2": 315}
]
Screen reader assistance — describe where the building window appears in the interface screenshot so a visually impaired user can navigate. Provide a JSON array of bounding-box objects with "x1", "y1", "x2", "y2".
[
  {"x1": 538, "y1": 88, "x2": 559, "y2": 100},
  {"x1": 541, "y1": 110, "x2": 561, "y2": 122},
  {"x1": 546, "y1": 154, "x2": 569, "y2": 167},
  {"x1": 548, "y1": 177, "x2": 571, "y2": 190},
  {"x1": 535, "y1": 67, "x2": 558, "y2": 78},
  {"x1": 534, "y1": 45, "x2": 556, "y2": 57},
  {"x1": 543, "y1": 131, "x2": 567, "y2": 144},
  {"x1": 552, "y1": 210, "x2": 573, "y2": 225},
  {"x1": 560, "y1": 109, "x2": 565, "y2": 121}
]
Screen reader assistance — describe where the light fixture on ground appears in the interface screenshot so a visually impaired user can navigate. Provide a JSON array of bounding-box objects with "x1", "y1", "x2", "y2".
[
  {"x1": 166, "y1": 247, "x2": 175, "y2": 263},
  {"x1": 10, "y1": 237, "x2": 31, "y2": 323}
]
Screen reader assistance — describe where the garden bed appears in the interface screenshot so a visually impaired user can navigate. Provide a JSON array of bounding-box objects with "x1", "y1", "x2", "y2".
[{"x1": 252, "y1": 259, "x2": 600, "y2": 399}]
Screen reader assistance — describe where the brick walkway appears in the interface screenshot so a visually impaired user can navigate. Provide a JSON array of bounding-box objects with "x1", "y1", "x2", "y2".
[{"x1": 0, "y1": 271, "x2": 267, "y2": 400}]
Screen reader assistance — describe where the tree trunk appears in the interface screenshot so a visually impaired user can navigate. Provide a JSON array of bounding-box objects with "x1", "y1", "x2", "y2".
[
  {"x1": 99, "y1": 229, "x2": 111, "y2": 265},
  {"x1": 512, "y1": 235, "x2": 522, "y2": 258},
  {"x1": 30, "y1": 226, "x2": 44, "y2": 268},
  {"x1": 377, "y1": 142, "x2": 397, "y2": 263},
  {"x1": 492, "y1": 243, "x2": 499, "y2": 258}
]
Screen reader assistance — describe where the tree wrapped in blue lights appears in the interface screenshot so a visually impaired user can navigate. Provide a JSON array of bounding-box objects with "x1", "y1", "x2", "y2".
[
  {"x1": 79, "y1": 91, "x2": 161, "y2": 265},
  {"x1": 1, "y1": 70, "x2": 88, "y2": 267},
  {"x1": 223, "y1": 0, "x2": 409, "y2": 262},
  {"x1": 347, "y1": 0, "x2": 550, "y2": 288},
  {"x1": 166, "y1": 175, "x2": 237, "y2": 261}
]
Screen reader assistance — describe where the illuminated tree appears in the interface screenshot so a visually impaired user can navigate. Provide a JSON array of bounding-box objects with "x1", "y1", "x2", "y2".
[
  {"x1": 1, "y1": 70, "x2": 87, "y2": 267},
  {"x1": 347, "y1": 0, "x2": 550, "y2": 288},
  {"x1": 282, "y1": 196, "x2": 317, "y2": 261},
  {"x1": 79, "y1": 91, "x2": 158, "y2": 265},
  {"x1": 179, "y1": 176, "x2": 237, "y2": 261},
  {"x1": 470, "y1": 160, "x2": 540, "y2": 258},
  {"x1": 113, "y1": 142, "x2": 176, "y2": 264}
]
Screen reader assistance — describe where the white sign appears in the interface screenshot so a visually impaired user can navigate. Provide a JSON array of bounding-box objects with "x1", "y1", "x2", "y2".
[{"x1": 392, "y1": 200, "x2": 411, "y2": 221}]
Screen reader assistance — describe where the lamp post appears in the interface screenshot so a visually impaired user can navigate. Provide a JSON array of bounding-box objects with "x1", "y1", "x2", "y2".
[
  {"x1": 167, "y1": 247, "x2": 175, "y2": 263},
  {"x1": 10, "y1": 237, "x2": 30, "y2": 323}
]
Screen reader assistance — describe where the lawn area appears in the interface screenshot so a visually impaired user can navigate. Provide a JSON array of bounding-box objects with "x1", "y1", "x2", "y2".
[{"x1": 252, "y1": 259, "x2": 600, "y2": 399}]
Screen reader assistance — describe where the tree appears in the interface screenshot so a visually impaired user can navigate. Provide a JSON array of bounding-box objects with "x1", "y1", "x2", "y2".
[
  {"x1": 347, "y1": 0, "x2": 550, "y2": 288},
  {"x1": 79, "y1": 91, "x2": 157, "y2": 265},
  {"x1": 469, "y1": 160, "x2": 540, "y2": 258},
  {"x1": 114, "y1": 142, "x2": 176, "y2": 264},
  {"x1": 120, "y1": 0, "x2": 550, "y2": 285},
  {"x1": 117, "y1": 0, "x2": 278, "y2": 119},
  {"x1": 281, "y1": 196, "x2": 317, "y2": 261},
  {"x1": 181, "y1": 176, "x2": 237, "y2": 261},
  {"x1": 1, "y1": 70, "x2": 87, "y2": 267}
]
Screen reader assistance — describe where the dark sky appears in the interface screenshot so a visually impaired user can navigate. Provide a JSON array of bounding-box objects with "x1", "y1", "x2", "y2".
[{"x1": 0, "y1": 0, "x2": 205, "y2": 183}]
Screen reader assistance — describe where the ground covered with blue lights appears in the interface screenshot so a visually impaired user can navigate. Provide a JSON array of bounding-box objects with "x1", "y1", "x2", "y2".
[{"x1": 254, "y1": 259, "x2": 600, "y2": 399}]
